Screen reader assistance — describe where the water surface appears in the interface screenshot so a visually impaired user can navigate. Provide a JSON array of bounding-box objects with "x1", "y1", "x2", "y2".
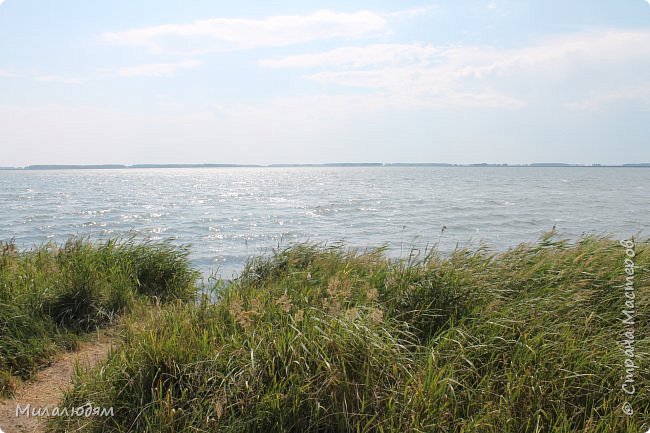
[{"x1": 1, "y1": 167, "x2": 647, "y2": 276}]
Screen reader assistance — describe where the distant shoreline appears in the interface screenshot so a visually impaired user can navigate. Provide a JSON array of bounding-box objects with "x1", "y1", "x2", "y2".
[{"x1": 1, "y1": 162, "x2": 649, "y2": 170}]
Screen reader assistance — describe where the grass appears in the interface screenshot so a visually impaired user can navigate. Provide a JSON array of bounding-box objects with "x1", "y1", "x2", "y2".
[
  {"x1": 0, "y1": 237, "x2": 199, "y2": 396},
  {"x1": 13, "y1": 234, "x2": 650, "y2": 432},
  {"x1": 0, "y1": 234, "x2": 636, "y2": 433}
]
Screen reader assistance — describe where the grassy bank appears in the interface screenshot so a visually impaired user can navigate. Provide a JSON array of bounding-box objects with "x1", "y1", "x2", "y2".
[
  {"x1": 50, "y1": 234, "x2": 649, "y2": 432},
  {"x1": 0, "y1": 238, "x2": 198, "y2": 396}
]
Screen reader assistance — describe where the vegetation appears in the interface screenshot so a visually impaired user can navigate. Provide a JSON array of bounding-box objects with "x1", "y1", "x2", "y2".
[
  {"x1": 44, "y1": 234, "x2": 648, "y2": 432},
  {"x1": 0, "y1": 238, "x2": 198, "y2": 396}
]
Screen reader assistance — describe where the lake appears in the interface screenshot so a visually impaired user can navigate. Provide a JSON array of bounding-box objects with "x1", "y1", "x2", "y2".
[{"x1": 1, "y1": 167, "x2": 647, "y2": 277}]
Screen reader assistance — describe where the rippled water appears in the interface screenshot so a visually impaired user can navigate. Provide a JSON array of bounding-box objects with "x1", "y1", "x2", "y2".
[{"x1": 0, "y1": 167, "x2": 648, "y2": 277}]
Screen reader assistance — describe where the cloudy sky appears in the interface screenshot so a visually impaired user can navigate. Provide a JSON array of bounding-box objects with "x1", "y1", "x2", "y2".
[{"x1": 1, "y1": 0, "x2": 649, "y2": 166}]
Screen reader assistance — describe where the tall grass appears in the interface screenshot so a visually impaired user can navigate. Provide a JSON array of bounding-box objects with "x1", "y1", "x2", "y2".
[
  {"x1": 0, "y1": 237, "x2": 198, "y2": 396},
  {"x1": 52, "y1": 234, "x2": 649, "y2": 432}
]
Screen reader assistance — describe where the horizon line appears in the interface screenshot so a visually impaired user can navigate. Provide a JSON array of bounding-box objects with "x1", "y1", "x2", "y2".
[{"x1": 1, "y1": 162, "x2": 650, "y2": 170}]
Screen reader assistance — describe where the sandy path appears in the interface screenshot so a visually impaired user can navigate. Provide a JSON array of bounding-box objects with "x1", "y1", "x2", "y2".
[{"x1": 0, "y1": 334, "x2": 114, "y2": 433}]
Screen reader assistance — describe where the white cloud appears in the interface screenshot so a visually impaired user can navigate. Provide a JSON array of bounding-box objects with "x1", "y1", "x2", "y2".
[
  {"x1": 260, "y1": 29, "x2": 650, "y2": 110},
  {"x1": 383, "y1": 6, "x2": 438, "y2": 19},
  {"x1": 117, "y1": 60, "x2": 202, "y2": 77},
  {"x1": 101, "y1": 10, "x2": 391, "y2": 54},
  {"x1": 449, "y1": 30, "x2": 650, "y2": 79},
  {"x1": 309, "y1": 67, "x2": 524, "y2": 109},
  {"x1": 265, "y1": 43, "x2": 526, "y2": 109},
  {"x1": 260, "y1": 44, "x2": 438, "y2": 69},
  {"x1": 0, "y1": 0, "x2": 6, "y2": 6}
]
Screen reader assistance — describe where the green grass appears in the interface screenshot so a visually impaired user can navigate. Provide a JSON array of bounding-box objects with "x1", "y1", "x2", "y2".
[
  {"x1": 42, "y1": 234, "x2": 650, "y2": 432},
  {"x1": 0, "y1": 237, "x2": 199, "y2": 396}
]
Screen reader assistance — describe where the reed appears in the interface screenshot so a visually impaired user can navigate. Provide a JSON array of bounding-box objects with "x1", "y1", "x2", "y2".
[
  {"x1": 0, "y1": 237, "x2": 199, "y2": 396},
  {"x1": 47, "y1": 234, "x2": 649, "y2": 432}
]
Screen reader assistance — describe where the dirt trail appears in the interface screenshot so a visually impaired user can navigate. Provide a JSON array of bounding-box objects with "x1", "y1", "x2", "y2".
[{"x1": 0, "y1": 334, "x2": 114, "y2": 433}]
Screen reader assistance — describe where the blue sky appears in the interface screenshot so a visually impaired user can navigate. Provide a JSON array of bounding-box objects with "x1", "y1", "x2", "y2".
[{"x1": 1, "y1": 0, "x2": 649, "y2": 165}]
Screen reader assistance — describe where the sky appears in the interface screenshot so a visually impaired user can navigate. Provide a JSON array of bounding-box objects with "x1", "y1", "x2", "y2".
[{"x1": 1, "y1": 0, "x2": 649, "y2": 166}]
